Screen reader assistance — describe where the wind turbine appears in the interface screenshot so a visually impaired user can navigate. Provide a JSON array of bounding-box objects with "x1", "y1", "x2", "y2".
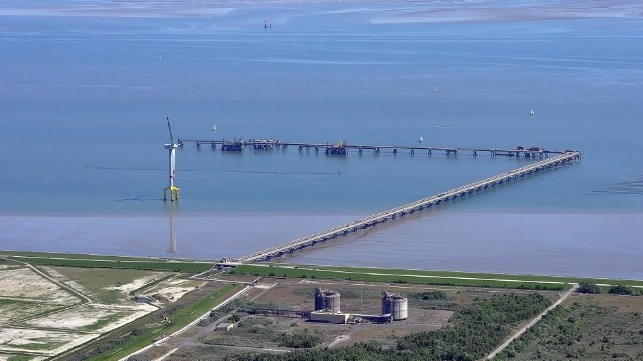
[{"x1": 164, "y1": 117, "x2": 180, "y2": 201}]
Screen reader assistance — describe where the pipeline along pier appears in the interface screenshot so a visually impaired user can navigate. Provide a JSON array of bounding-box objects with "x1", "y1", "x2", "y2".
[{"x1": 233, "y1": 151, "x2": 581, "y2": 264}]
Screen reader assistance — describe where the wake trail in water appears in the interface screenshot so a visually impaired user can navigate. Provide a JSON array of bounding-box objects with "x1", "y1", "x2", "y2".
[{"x1": 588, "y1": 176, "x2": 643, "y2": 196}]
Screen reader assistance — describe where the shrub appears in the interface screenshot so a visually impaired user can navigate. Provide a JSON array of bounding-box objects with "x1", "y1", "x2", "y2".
[
  {"x1": 608, "y1": 285, "x2": 633, "y2": 295},
  {"x1": 420, "y1": 291, "x2": 447, "y2": 300},
  {"x1": 277, "y1": 332, "x2": 320, "y2": 348},
  {"x1": 229, "y1": 313, "x2": 241, "y2": 323},
  {"x1": 577, "y1": 282, "x2": 601, "y2": 294}
]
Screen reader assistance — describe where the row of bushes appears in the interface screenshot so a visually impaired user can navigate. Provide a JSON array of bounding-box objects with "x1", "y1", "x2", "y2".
[
  {"x1": 577, "y1": 282, "x2": 642, "y2": 295},
  {"x1": 277, "y1": 331, "x2": 321, "y2": 349}
]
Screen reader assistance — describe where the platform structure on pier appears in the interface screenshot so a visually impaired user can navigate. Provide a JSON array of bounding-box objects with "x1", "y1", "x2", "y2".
[
  {"x1": 179, "y1": 138, "x2": 563, "y2": 158},
  {"x1": 233, "y1": 151, "x2": 581, "y2": 264}
]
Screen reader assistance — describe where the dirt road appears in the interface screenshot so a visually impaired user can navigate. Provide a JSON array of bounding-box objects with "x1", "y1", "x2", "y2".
[{"x1": 485, "y1": 283, "x2": 579, "y2": 359}]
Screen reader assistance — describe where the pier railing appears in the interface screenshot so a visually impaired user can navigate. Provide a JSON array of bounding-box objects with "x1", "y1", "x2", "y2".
[{"x1": 235, "y1": 151, "x2": 581, "y2": 263}]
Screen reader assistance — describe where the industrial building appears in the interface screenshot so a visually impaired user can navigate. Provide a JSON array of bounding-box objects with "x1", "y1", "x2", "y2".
[
  {"x1": 309, "y1": 310, "x2": 350, "y2": 324},
  {"x1": 215, "y1": 322, "x2": 235, "y2": 331},
  {"x1": 306, "y1": 288, "x2": 409, "y2": 324},
  {"x1": 242, "y1": 287, "x2": 409, "y2": 325}
]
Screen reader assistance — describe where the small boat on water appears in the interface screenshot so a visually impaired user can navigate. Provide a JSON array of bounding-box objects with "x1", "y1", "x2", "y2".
[
  {"x1": 418, "y1": 136, "x2": 424, "y2": 143},
  {"x1": 529, "y1": 109, "x2": 535, "y2": 116}
]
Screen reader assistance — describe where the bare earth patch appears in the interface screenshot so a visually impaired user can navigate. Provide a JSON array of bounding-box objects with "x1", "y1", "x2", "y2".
[
  {"x1": 105, "y1": 273, "x2": 166, "y2": 293},
  {"x1": 146, "y1": 278, "x2": 202, "y2": 302},
  {"x1": 23, "y1": 303, "x2": 156, "y2": 332},
  {"x1": 0, "y1": 327, "x2": 90, "y2": 355},
  {"x1": 0, "y1": 267, "x2": 79, "y2": 304}
]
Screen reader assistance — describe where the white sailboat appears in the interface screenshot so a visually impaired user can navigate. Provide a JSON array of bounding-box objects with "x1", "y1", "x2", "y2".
[
  {"x1": 418, "y1": 136, "x2": 424, "y2": 143},
  {"x1": 212, "y1": 122, "x2": 217, "y2": 132},
  {"x1": 529, "y1": 109, "x2": 535, "y2": 116}
]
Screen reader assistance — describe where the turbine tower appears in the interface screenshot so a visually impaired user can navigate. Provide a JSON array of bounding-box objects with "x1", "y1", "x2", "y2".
[
  {"x1": 164, "y1": 117, "x2": 180, "y2": 201},
  {"x1": 167, "y1": 201, "x2": 178, "y2": 253}
]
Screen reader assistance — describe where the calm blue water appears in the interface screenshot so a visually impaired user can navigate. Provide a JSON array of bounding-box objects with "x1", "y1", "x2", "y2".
[{"x1": 1, "y1": 0, "x2": 642, "y2": 278}]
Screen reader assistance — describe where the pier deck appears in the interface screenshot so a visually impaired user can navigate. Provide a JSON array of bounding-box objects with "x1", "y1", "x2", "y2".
[
  {"x1": 234, "y1": 151, "x2": 581, "y2": 264},
  {"x1": 179, "y1": 139, "x2": 562, "y2": 158}
]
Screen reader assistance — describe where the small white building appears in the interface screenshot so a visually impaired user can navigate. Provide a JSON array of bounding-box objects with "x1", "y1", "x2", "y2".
[
  {"x1": 309, "y1": 311, "x2": 350, "y2": 324},
  {"x1": 215, "y1": 322, "x2": 235, "y2": 331}
]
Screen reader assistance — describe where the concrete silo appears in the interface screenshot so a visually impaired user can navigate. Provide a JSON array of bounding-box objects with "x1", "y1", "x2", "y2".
[
  {"x1": 314, "y1": 287, "x2": 341, "y2": 313},
  {"x1": 381, "y1": 291, "x2": 408, "y2": 321}
]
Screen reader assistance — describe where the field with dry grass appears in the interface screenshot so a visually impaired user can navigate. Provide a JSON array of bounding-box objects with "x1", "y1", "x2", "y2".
[{"x1": 0, "y1": 261, "x2": 205, "y2": 360}]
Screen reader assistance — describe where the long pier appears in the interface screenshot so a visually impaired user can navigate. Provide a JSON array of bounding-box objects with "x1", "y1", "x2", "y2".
[
  {"x1": 179, "y1": 138, "x2": 566, "y2": 158},
  {"x1": 234, "y1": 151, "x2": 581, "y2": 264}
]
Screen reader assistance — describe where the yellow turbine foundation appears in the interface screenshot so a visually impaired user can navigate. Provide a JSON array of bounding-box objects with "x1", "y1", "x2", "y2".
[{"x1": 164, "y1": 186, "x2": 180, "y2": 201}]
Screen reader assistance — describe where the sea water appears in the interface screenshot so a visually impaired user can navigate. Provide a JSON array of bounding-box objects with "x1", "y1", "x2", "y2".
[{"x1": 1, "y1": 0, "x2": 642, "y2": 279}]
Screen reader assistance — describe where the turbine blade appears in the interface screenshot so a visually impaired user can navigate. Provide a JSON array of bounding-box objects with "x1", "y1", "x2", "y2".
[{"x1": 167, "y1": 116, "x2": 175, "y2": 145}]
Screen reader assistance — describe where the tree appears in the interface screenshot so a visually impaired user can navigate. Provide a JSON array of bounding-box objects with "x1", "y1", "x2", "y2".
[
  {"x1": 577, "y1": 282, "x2": 601, "y2": 294},
  {"x1": 608, "y1": 285, "x2": 633, "y2": 295}
]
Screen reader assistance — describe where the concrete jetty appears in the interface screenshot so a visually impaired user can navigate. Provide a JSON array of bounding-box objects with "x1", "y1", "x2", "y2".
[{"x1": 233, "y1": 151, "x2": 581, "y2": 264}]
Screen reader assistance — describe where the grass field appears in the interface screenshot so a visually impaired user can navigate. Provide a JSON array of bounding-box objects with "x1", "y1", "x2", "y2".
[
  {"x1": 50, "y1": 267, "x2": 174, "y2": 304},
  {"x1": 4, "y1": 355, "x2": 34, "y2": 361}
]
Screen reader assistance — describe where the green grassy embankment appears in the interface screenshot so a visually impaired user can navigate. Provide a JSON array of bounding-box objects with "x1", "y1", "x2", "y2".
[
  {"x1": 232, "y1": 264, "x2": 643, "y2": 291},
  {"x1": 0, "y1": 250, "x2": 213, "y2": 273}
]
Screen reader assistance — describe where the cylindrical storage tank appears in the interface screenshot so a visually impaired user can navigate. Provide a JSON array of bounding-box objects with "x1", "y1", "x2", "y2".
[
  {"x1": 314, "y1": 288, "x2": 325, "y2": 311},
  {"x1": 391, "y1": 296, "x2": 408, "y2": 321},
  {"x1": 323, "y1": 291, "x2": 341, "y2": 313},
  {"x1": 382, "y1": 291, "x2": 393, "y2": 315}
]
